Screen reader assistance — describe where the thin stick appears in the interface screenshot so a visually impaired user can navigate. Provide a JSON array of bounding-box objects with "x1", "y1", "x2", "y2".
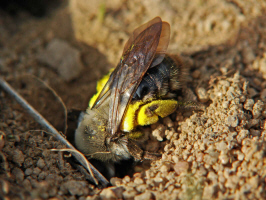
[
  {"x1": 51, "y1": 148, "x2": 97, "y2": 183},
  {"x1": 0, "y1": 77, "x2": 109, "y2": 186}
]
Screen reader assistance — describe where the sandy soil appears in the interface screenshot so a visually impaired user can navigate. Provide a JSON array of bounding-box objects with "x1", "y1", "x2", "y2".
[{"x1": 0, "y1": 0, "x2": 266, "y2": 199}]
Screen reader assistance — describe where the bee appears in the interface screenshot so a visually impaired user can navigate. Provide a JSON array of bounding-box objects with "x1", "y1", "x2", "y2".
[{"x1": 75, "y1": 17, "x2": 191, "y2": 162}]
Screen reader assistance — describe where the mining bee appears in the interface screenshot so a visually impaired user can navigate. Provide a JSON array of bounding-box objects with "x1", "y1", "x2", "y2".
[{"x1": 75, "y1": 17, "x2": 194, "y2": 163}]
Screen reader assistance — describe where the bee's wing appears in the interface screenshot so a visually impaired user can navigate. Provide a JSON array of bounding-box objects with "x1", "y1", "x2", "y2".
[{"x1": 92, "y1": 17, "x2": 170, "y2": 135}]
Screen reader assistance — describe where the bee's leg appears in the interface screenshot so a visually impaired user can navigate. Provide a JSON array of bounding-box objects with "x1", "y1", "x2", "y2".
[
  {"x1": 127, "y1": 138, "x2": 162, "y2": 161},
  {"x1": 142, "y1": 151, "x2": 161, "y2": 160},
  {"x1": 177, "y1": 101, "x2": 205, "y2": 111},
  {"x1": 127, "y1": 138, "x2": 143, "y2": 161}
]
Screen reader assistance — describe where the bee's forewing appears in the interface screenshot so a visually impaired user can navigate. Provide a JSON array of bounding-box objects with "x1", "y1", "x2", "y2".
[
  {"x1": 123, "y1": 17, "x2": 161, "y2": 55},
  {"x1": 150, "y1": 22, "x2": 170, "y2": 68},
  {"x1": 92, "y1": 17, "x2": 170, "y2": 136}
]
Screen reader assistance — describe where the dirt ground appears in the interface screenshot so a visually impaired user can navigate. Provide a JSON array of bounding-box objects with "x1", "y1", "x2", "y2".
[{"x1": 0, "y1": 0, "x2": 266, "y2": 199}]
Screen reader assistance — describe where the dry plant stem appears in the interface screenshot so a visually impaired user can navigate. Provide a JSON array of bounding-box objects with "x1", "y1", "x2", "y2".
[{"x1": 0, "y1": 77, "x2": 109, "y2": 187}]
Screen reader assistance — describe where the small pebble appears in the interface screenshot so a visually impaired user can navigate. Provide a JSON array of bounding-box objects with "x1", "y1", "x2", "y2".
[
  {"x1": 0, "y1": 131, "x2": 5, "y2": 151},
  {"x1": 252, "y1": 100, "x2": 264, "y2": 119},
  {"x1": 37, "y1": 38, "x2": 83, "y2": 81},
  {"x1": 122, "y1": 176, "x2": 131, "y2": 184},
  {"x1": 134, "y1": 177, "x2": 144, "y2": 185},
  {"x1": 196, "y1": 87, "x2": 209, "y2": 102},
  {"x1": 12, "y1": 167, "x2": 24, "y2": 182},
  {"x1": 260, "y1": 88, "x2": 266, "y2": 100},
  {"x1": 135, "y1": 191, "x2": 153, "y2": 200},
  {"x1": 225, "y1": 115, "x2": 239, "y2": 127},
  {"x1": 173, "y1": 161, "x2": 189, "y2": 175},
  {"x1": 110, "y1": 177, "x2": 122, "y2": 186},
  {"x1": 219, "y1": 153, "x2": 229, "y2": 165},
  {"x1": 192, "y1": 70, "x2": 201, "y2": 79},
  {"x1": 122, "y1": 188, "x2": 138, "y2": 199},
  {"x1": 12, "y1": 149, "x2": 25, "y2": 167},
  {"x1": 242, "y1": 45, "x2": 255, "y2": 64},
  {"x1": 60, "y1": 181, "x2": 88, "y2": 196},
  {"x1": 100, "y1": 187, "x2": 124, "y2": 200},
  {"x1": 24, "y1": 168, "x2": 33, "y2": 176},
  {"x1": 33, "y1": 167, "x2": 41, "y2": 176},
  {"x1": 153, "y1": 177, "x2": 163, "y2": 183},
  {"x1": 247, "y1": 88, "x2": 258, "y2": 98},
  {"x1": 246, "y1": 119, "x2": 259, "y2": 129},
  {"x1": 244, "y1": 99, "x2": 254, "y2": 111},
  {"x1": 37, "y1": 158, "x2": 46, "y2": 169}
]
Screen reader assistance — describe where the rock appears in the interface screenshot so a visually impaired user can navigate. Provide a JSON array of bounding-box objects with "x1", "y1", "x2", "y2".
[
  {"x1": 135, "y1": 191, "x2": 153, "y2": 200},
  {"x1": 12, "y1": 149, "x2": 25, "y2": 166},
  {"x1": 12, "y1": 167, "x2": 25, "y2": 182},
  {"x1": 196, "y1": 87, "x2": 209, "y2": 102},
  {"x1": 225, "y1": 115, "x2": 239, "y2": 127},
  {"x1": 100, "y1": 186, "x2": 124, "y2": 200},
  {"x1": 37, "y1": 158, "x2": 46, "y2": 169},
  {"x1": 60, "y1": 180, "x2": 88, "y2": 196},
  {"x1": 37, "y1": 38, "x2": 83, "y2": 81},
  {"x1": 173, "y1": 161, "x2": 189, "y2": 175}
]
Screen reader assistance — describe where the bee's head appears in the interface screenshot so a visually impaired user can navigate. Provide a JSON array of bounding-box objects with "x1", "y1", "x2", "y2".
[
  {"x1": 74, "y1": 110, "x2": 109, "y2": 160},
  {"x1": 75, "y1": 109, "x2": 134, "y2": 162}
]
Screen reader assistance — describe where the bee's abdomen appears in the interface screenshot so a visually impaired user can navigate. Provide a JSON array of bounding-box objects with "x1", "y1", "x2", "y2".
[{"x1": 133, "y1": 55, "x2": 186, "y2": 101}]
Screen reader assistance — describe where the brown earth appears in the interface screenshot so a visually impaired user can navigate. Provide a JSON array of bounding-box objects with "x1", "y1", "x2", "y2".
[{"x1": 0, "y1": 0, "x2": 266, "y2": 199}]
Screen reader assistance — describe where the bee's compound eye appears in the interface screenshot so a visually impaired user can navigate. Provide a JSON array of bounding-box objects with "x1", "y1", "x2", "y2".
[{"x1": 85, "y1": 126, "x2": 97, "y2": 139}]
